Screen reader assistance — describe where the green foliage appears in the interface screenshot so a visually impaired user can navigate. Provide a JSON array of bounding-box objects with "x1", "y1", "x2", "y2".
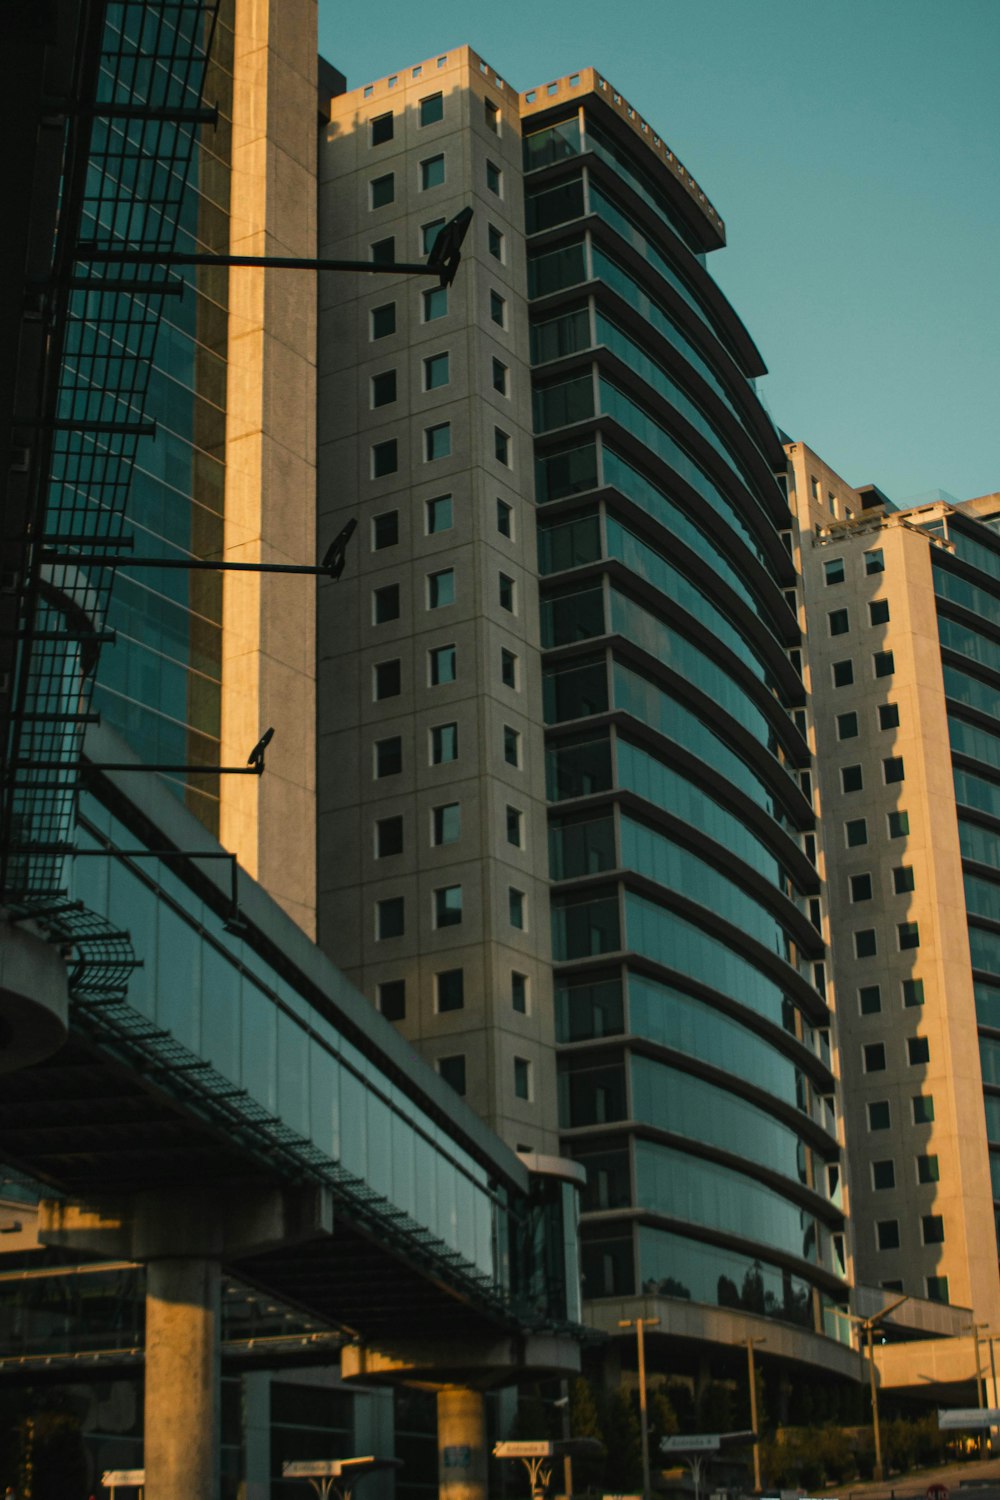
[
  {"x1": 601, "y1": 1389, "x2": 643, "y2": 1493},
  {"x1": 18, "y1": 1411, "x2": 88, "y2": 1500},
  {"x1": 568, "y1": 1378, "x2": 606, "y2": 1492},
  {"x1": 696, "y1": 1381, "x2": 734, "y2": 1435},
  {"x1": 650, "y1": 1389, "x2": 679, "y2": 1440},
  {"x1": 661, "y1": 1380, "x2": 696, "y2": 1434}
]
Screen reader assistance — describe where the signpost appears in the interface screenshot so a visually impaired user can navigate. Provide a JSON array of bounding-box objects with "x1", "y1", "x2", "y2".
[
  {"x1": 494, "y1": 1438, "x2": 603, "y2": 1499},
  {"x1": 101, "y1": 1472, "x2": 145, "y2": 1500},
  {"x1": 282, "y1": 1456, "x2": 403, "y2": 1500},
  {"x1": 937, "y1": 1408, "x2": 1000, "y2": 1429},
  {"x1": 659, "y1": 1430, "x2": 756, "y2": 1500}
]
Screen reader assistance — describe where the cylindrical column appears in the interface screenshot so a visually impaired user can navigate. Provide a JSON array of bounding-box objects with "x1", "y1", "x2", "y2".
[
  {"x1": 144, "y1": 1256, "x2": 220, "y2": 1500},
  {"x1": 437, "y1": 1386, "x2": 487, "y2": 1500}
]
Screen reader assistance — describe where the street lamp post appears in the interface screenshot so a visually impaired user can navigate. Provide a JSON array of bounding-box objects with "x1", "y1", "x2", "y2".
[
  {"x1": 619, "y1": 1317, "x2": 660, "y2": 1500},
  {"x1": 965, "y1": 1321, "x2": 989, "y2": 1459},
  {"x1": 846, "y1": 1294, "x2": 909, "y2": 1483},
  {"x1": 742, "y1": 1337, "x2": 766, "y2": 1493}
]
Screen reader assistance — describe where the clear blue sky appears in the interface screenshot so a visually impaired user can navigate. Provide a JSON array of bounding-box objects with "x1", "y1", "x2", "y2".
[{"x1": 319, "y1": 0, "x2": 999, "y2": 503}]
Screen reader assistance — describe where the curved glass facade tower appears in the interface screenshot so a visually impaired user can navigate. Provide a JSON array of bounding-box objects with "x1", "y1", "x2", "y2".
[{"x1": 523, "y1": 77, "x2": 851, "y2": 1342}]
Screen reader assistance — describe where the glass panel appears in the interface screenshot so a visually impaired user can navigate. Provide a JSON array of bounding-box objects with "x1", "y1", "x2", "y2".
[
  {"x1": 965, "y1": 873, "x2": 1000, "y2": 925},
  {"x1": 637, "y1": 1226, "x2": 820, "y2": 1330},
  {"x1": 551, "y1": 894, "x2": 622, "y2": 960},
  {"x1": 935, "y1": 567, "x2": 1000, "y2": 629},
  {"x1": 939, "y1": 615, "x2": 1000, "y2": 675},
  {"x1": 543, "y1": 658, "x2": 609, "y2": 723},
  {"x1": 545, "y1": 734, "x2": 613, "y2": 801},
  {"x1": 541, "y1": 585, "x2": 606, "y2": 647},
  {"x1": 970, "y1": 925, "x2": 1000, "y2": 978},
  {"x1": 537, "y1": 511, "x2": 602, "y2": 574},
  {"x1": 549, "y1": 814, "x2": 617, "y2": 879},
  {"x1": 979, "y1": 1037, "x2": 1000, "y2": 1086},
  {"x1": 558, "y1": 1059, "x2": 627, "y2": 1126},
  {"x1": 955, "y1": 767, "x2": 1000, "y2": 821},
  {"x1": 631, "y1": 1056, "x2": 812, "y2": 1184},
  {"x1": 635, "y1": 1142, "x2": 826, "y2": 1264},
  {"x1": 582, "y1": 112, "x2": 700, "y2": 253},
  {"x1": 525, "y1": 173, "x2": 585, "y2": 233},
  {"x1": 943, "y1": 665, "x2": 1000, "y2": 722},
  {"x1": 531, "y1": 306, "x2": 591, "y2": 365},
  {"x1": 523, "y1": 117, "x2": 583, "y2": 171},
  {"x1": 555, "y1": 976, "x2": 625, "y2": 1042},
  {"x1": 535, "y1": 440, "x2": 598, "y2": 502},
  {"x1": 534, "y1": 373, "x2": 595, "y2": 433},
  {"x1": 527, "y1": 240, "x2": 587, "y2": 299},
  {"x1": 975, "y1": 981, "x2": 1000, "y2": 1030},
  {"x1": 625, "y1": 891, "x2": 813, "y2": 1032}
]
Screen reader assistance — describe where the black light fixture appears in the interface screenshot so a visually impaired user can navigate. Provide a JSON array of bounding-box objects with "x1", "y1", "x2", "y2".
[
  {"x1": 427, "y1": 208, "x2": 474, "y2": 286},
  {"x1": 321, "y1": 518, "x2": 357, "y2": 580},
  {"x1": 247, "y1": 727, "x2": 274, "y2": 773}
]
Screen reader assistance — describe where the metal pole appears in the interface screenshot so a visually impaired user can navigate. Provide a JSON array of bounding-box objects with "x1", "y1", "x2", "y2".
[
  {"x1": 868, "y1": 1322, "x2": 884, "y2": 1483},
  {"x1": 561, "y1": 1382, "x2": 574, "y2": 1499},
  {"x1": 973, "y1": 1324, "x2": 986, "y2": 1459},
  {"x1": 746, "y1": 1338, "x2": 764, "y2": 1493},
  {"x1": 637, "y1": 1320, "x2": 652, "y2": 1500}
]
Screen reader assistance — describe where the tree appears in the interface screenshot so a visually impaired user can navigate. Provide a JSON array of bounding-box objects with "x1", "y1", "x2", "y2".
[
  {"x1": 602, "y1": 1389, "x2": 643, "y2": 1494},
  {"x1": 569, "y1": 1378, "x2": 606, "y2": 1492}
]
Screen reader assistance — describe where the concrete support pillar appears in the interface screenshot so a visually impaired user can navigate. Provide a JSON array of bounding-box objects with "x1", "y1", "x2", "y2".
[
  {"x1": 437, "y1": 1386, "x2": 487, "y2": 1500},
  {"x1": 144, "y1": 1256, "x2": 220, "y2": 1500}
]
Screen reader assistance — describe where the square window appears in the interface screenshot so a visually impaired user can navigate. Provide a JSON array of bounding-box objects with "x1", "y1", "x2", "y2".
[
  {"x1": 371, "y1": 236, "x2": 395, "y2": 265},
  {"x1": 864, "y1": 1041, "x2": 886, "y2": 1072},
  {"x1": 371, "y1": 369, "x2": 397, "y2": 407},
  {"x1": 829, "y1": 608, "x2": 850, "y2": 636},
  {"x1": 488, "y1": 223, "x2": 504, "y2": 260},
  {"x1": 492, "y1": 358, "x2": 509, "y2": 395},
  {"x1": 865, "y1": 548, "x2": 885, "y2": 575},
  {"x1": 430, "y1": 722, "x2": 458, "y2": 763},
  {"x1": 423, "y1": 286, "x2": 449, "y2": 321},
  {"x1": 851, "y1": 873, "x2": 873, "y2": 902},
  {"x1": 925, "y1": 1276, "x2": 949, "y2": 1304},
  {"x1": 872, "y1": 1159, "x2": 895, "y2": 1190},
  {"x1": 859, "y1": 984, "x2": 882, "y2": 1015},
  {"x1": 485, "y1": 98, "x2": 500, "y2": 133},
  {"x1": 374, "y1": 735, "x2": 402, "y2": 778},
  {"x1": 438, "y1": 1053, "x2": 466, "y2": 1095},
  {"x1": 372, "y1": 510, "x2": 399, "y2": 550},
  {"x1": 419, "y1": 92, "x2": 444, "y2": 125},
  {"x1": 893, "y1": 865, "x2": 915, "y2": 894},
  {"x1": 376, "y1": 896, "x2": 404, "y2": 939},
  {"x1": 514, "y1": 1056, "x2": 531, "y2": 1100},
  {"x1": 424, "y1": 352, "x2": 450, "y2": 390},
  {"x1": 912, "y1": 1094, "x2": 934, "y2": 1123},
  {"x1": 490, "y1": 290, "x2": 506, "y2": 327},
  {"x1": 503, "y1": 725, "x2": 520, "y2": 766},
  {"x1": 809, "y1": 476, "x2": 820, "y2": 500},
  {"x1": 833, "y1": 659, "x2": 854, "y2": 687},
  {"x1": 908, "y1": 1035, "x2": 930, "y2": 1064},
  {"x1": 370, "y1": 112, "x2": 393, "y2": 145},
  {"x1": 377, "y1": 978, "x2": 405, "y2": 1020},
  {"x1": 922, "y1": 1214, "x2": 944, "y2": 1245},
  {"x1": 509, "y1": 887, "x2": 525, "y2": 928},
  {"x1": 495, "y1": 428, "x2": 511, "y2": 465},
  {"x1": 371, "y1": 302, "x2": 396, "y2": 339},
  {"x1": 436, "y1": 967, "x2": 465, "y2": 1011},
  {"x1": 903, "y1": 978, "x2": 925, "y2": 1007},
  {"x1": 432, "y1": 802, "x2": 461, "y2": 845},
  {"x1": 837, "y1": 711, "x2": 859, "y2": 740},
  {"x1": 879, "y1": 703, "x2": 900, "y2": 730},
  {"x1": 421, "y1": 154, "x2": 445, "y2": 189},
  {"x1": 373, "y1": 658, "x2": 401, "y2": 700},
  {"x1": 899, "y1": 918, "x2": 923, "y2": 954},
  {"x1": 855, "y1": 928, "x2": 877, "y2": 958},
  {"x1": 370, "y1": 173, "x2": 394, "y2": 208},
  {"x1": 512, "y1": 971, "x2": 528, "y2": 1013},
  {"x1": 486, "y1": 159, "x2": 502, "y2": 194},
  {"x1": 499, "y1": 572, "x2": 515, "y2": 611},
  {"x1": 497, "y1": 499, "x2": 513, "y2": 537},
  {"x1": 876, "y1": 1220, "x2": 900, "y2": 1251},
  {"x1": 376, "y1": 815, "x2": 403, "y2": 858},
  {"x1": 841, "y1": 764, "x2": 863, "y2": 793},
  {"x1": 371, "y1": 438, "x2": 398, "y2": 478},
  {"x1": 506, "y1": 805, "x2": 523, "y2": 846},
  {"x1": 846, "y1": 818, "x2": 868, "y2": 847},
  {"x1": 883, "y1": 755, "x2": 905, "y2": 784},
  {"x1": 372, "y1": 583, "x2": 400, "y2": 624},
  {"x1": 869, "y1": 599, "x2": 890, "y2": 625},
  {"x1": 501, "y1": 648, "x2": 518, "y2": 688},
  {"x1": 435, "y1": 885, "x2": 462, "y2": 927},
  {"x1": 917, "y1": 1153, "x2": 940, "y2": 1183},
  {"x1": 425, "y1": 422, "x2": 452, "y2": 461},
  {"x1": 888, "y1": 810, "x2": 910, "y2": 838},
  {"x1": 426, "y1": 494, "x2": 453, "y2": 533},
  {"x1": 824, "y1": 558, "x2": 845, "y2": 586},
  {"x1": 422, "y1": 217, "x2": 446, "y2": 253},
  {"x1": 429, "y1": 644, "x2": 457, "y2": 684},
  {"x1": 874, "y1": 649, "x2": 895, "y2": 678},
  {"x1": 868, "y1": 1100, "x2": 891, "y2": 1130},
  {"x1": 427, "y1": 568, "x2": 455, "y2": 609}
]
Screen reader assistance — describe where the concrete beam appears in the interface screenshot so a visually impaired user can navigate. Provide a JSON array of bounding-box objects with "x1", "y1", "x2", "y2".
[
  {"x1": 0, "y1": 919, "x2": 68, "y2": 1072},
  {"x1": 341, "y1": 1331, "x2": 581, "y2": 1390}
]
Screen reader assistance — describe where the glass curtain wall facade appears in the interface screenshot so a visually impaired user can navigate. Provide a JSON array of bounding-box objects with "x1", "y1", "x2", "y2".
[
  {"x1": 933, "y1": 512, "x2": 1000, "y2": 1247},
  {"x1": 524, "y1": 92, "x2": 851, "y2": 1337},
  {"x1": 90, "y1": 0, "x2": 235, "y2": 835}
]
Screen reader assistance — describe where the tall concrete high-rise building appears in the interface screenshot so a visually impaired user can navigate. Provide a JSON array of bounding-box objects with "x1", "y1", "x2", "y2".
[
  {"x1": 787, "y1": 444, "x2": 1000, "y2": 1364},
  {"x1": 317, "y1": 48, "x2": 859, "y2": 1388}
]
